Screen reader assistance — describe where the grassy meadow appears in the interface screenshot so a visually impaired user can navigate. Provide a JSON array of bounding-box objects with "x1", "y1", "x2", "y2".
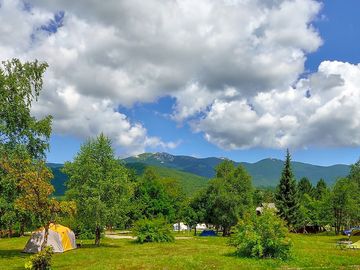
[{"x1": 1, "y1": 233, "x2": 359, "y2": 270}]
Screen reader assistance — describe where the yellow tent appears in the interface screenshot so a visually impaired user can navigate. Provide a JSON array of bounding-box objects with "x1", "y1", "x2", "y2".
[
  {"x1": 24, "y1": 223, "x2": 77, "y2": 253},
  {"x1": 349, "y1": 229, "x2": 360, "y2": 249},
  {"x1": 349, "y1": 241, "x2": 360, "y2": 249}
]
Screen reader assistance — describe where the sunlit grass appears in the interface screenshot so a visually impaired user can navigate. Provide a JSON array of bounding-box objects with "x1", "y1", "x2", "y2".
[{"x1": 0, "y1": 233, "x2": 359, "y2": 269}]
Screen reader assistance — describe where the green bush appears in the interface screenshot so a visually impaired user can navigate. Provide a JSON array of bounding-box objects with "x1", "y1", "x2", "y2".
[
  {"x1": 76, "y1": 228, "x2": 96, "y2": 240},
  {"x1": 64, "y1": 221, "x2": 95, "y2": 240},
  {"x1": 230, "y1": 210, "x2": 292, "y2": 259},
  {"x1": 25, "y1": 246, "x2": 53, "y2": 270},
  {"x1": 133, "y1": 218, "x2": 174, "y2": 243}
]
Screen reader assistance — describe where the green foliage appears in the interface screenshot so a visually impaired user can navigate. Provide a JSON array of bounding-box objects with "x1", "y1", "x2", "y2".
[
  {"x1": 296, "y1": 178, "x2": 332, "y2": 232},
  {"x1": 230, "y1": 210, "x2": 292, "y2": 260},
  {"x1": 0, "y1": 149, "x2": 19, "y2": 236},
  {"x1": 205, "y1": 178, "x2": 239, "y2": 235},
  {"x1": 314, "y1": 178, "x2": 328, "y2": 200},
  {"x1": 0, "y1": 151, "x2": 70, "y2": 244},
  {"x1": 131, "y1": 168, "x2": 183, "y2": 223},
  {"x1": 134, "y1": 218, "x2": 174, "y2": 244},
  {"x1": 349, "y1": 159, "x2": 360, "y2": 186},
  {"x1": 275, "y1": 150, "x2": 300, "y2": 229},
  {"x1": 297, "y1": 177, "x2": 313, "y2": 198},
  {"x1": 25, "y1": 246, "x2": 53, "y2": 270},
  {"x1": 0, "y1": 58, "x2": 52, "y2": 159},
  {"x1": 63, "y1": 134, "x2": 132, "y2": 245},
  {"x1": 348, "y1": 159, "x2": 360, "y2": 224},
  {"x1": 182, "y1": 201, "x2": 199, "y2": 235},
  {"x1": 0, "y1": 58, "x2": 52, "y2": 237},
  {"x1": 253, "y1": 188, "x2": 275, "y2": 206},
  {"x1": 194, "y1": 161, "x2": 253, "y2": 236},
  {"x1": 331, "y1": 177, "x2": 358, "y2": 234}
]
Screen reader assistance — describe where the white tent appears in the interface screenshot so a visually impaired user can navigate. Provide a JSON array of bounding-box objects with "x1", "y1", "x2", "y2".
[
  {"x1": 23, "y1": 223, "x2": 77, "y2": 253},
  {"x1": 195, "y1": 223, "x2": 207, "y2": 230},
  {"x1": 173, "y1": 222, "x2": 189, "y2": 231}
]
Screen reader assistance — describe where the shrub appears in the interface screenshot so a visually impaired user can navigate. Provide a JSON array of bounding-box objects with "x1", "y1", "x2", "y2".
[
  {"x1": 25, "y1": 246, "x2": 53, "y2": 270},
  {"x1": 76, "y1": 228, "x2": 96, "y2": 240},
  {"x1": 230, "y1": 209, "x2": 292, "y2": 259},
  {"x1": 133, "y1": 218, "x2": 174, "y2": 243}
]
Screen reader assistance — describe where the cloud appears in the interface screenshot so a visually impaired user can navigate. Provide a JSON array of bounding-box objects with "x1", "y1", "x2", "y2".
[
  {"x1": 3, "y1": 0, "x2": 359, "y2": 153},
  {"x1": 0, "y1": 0, "x2": 179, "y2": 155},
  {"x1": 194, "y1": 61, "x2": 360, "y2": 149},
  {"x1": 30, "y1": 0, "x2": 322, "y2": 99}
]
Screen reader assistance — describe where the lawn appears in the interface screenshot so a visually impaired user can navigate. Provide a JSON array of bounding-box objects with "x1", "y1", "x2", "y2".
[{"x1": 0, "y1": 233, "x2": 359, "y2": 270}]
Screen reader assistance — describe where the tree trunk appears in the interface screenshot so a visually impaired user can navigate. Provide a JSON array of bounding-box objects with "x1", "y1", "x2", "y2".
[
  {"x1": 41, "y1": 223, "x2": 50, "y2": 250},
  {"x1": 8, "y1": 225, "x2": 12, "y2": 238},
  {"x1": 194, "y1": 226, "x2": 197, "y2": 236},
  {"x1": 222, "y1": 227, "x2": 229, "y2": 237},
  {"x1": 19, "y1": 222, "x2": 25, "y2": 237},
  {"x1": 95, "y1": 226, "x2": 101, "y2": 246},
  {"x1": 178, "y1": 221, "x2": 181, "y2": 232}
]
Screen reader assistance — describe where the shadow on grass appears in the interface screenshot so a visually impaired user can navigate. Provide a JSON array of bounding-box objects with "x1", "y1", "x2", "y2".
[
  {"x1": 223, "y1": 251, "x2": 292, "y2": 263},
  {"x1": 0, "y1": 249, "x2": 28, "y2": 259},
  {"x1": 223, "y1": 251, "x2": 245, "y2": 259},
  {"x1": 78, "y1": 243, "x2": 124, "y2": 249}
]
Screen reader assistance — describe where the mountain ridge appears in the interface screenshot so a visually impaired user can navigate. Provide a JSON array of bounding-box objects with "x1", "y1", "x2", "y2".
[
  {"x1": 123, "y1": 152, "x2": 350, "y2": 186},
  {"x1": 48, "y1": 152, "x2": 351, "y2": 196}
]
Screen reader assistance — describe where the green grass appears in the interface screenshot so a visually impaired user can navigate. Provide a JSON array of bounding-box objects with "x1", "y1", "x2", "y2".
[{"x1": 1, "y1": 233, "x2": 359, "y2": 269}]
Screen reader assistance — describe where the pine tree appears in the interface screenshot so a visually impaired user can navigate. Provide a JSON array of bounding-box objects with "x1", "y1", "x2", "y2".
[
  {"x1": 297, "y1": 177, "x2": 313, "y2": 198},
  {"x1": 275, "y1": 149, "x2": 299, "y2": 229},
  {"x1": 314, "y1": 178, "x2": 328, "y2": 200}
]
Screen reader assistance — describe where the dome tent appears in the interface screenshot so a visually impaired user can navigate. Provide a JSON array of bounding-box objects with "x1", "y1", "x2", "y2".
[{"x1": 23, "y1": 223, "x2": 76, "y2": 253}]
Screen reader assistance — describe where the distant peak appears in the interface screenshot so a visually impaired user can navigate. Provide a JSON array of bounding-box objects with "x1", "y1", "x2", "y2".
[
  {"x1": 153, "y1": 152, "x2": 175, "y2": 162},
  {"x1": 256, "y1": 158, "x2": 282, "y2": 163}
]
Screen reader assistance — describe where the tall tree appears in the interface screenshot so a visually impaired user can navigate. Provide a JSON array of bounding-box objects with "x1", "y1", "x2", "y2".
[
  {"x1": 0, "y1": 154, "x2": 73, "y2": 247},
  {"x1": 331, "y1": 178, "x2": 357, "y2": 234},
  {"x1": 200, "y1": 161, "x2": 253, "y2": 236},
  {"x1": 158, "y1": 177, "x2": 185, "y2": 224},
  {"x1": 63, "y1": 134, "x2": 132, "y2": 245},
  {"x1": 0, "y1": 58, "x2": 52, "y2": 236},
  {"x1": 275, "y1": 149, "x2": 300, "y2": 230},
  {"x1": 132, "y1": 168, "x2": 176, "y2": 222},
  {"x1": 184, "y1": 190, "x2": 207, "y2": 236},
  {"x1": 348, "y1": 159, "x2": 360, "y2": 224}
]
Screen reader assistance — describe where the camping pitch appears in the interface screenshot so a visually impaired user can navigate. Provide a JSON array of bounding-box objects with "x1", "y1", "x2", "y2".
[{"x1": 23, "y1": 223, "x2": 77, "y2": 253}]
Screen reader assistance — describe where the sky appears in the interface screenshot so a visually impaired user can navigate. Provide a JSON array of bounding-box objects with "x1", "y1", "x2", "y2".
[{"x1": 1, "y1": 0, "x2": 360, "y2": 165}]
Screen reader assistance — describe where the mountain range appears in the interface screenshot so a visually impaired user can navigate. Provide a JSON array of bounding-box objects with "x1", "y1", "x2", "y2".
[
  {"x1": 48, "y1": 152, "x2": 350, "y2": 196},
  {"x1": 124, "y1": 152, "x2": 350, "y2": 186}
]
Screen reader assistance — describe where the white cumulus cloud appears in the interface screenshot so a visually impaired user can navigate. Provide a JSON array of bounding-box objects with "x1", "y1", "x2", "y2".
[
  {"x1": 195, "y1": 61, "x2": 360, "y2": 149},
  {"x1": 1, "y1": 0, "x2": 358, "y2": 153}
]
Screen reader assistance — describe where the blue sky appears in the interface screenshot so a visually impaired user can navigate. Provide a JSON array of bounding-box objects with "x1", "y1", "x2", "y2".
[{"x1": 2, "y1": 0, "x2": 359, "y2": 165}]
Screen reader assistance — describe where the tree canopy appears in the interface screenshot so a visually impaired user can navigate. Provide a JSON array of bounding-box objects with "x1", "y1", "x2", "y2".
[
  {"x1": 63, "y1": 134, "x2": 132, "y2": 245},
  {"x1": 193, "y1": 160, "x2": 253, "y2": 236},
  {"x1": 275, "y1": 150, "x2": 299, "y2": 230},
  {"x1": 0, "y1": 59, "x2": 52, "y2": 159}
]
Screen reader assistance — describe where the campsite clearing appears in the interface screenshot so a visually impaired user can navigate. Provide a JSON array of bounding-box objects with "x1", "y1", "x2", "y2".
[{"x1": 0, "y1": 233, "x2": 359, "y2": 269}]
